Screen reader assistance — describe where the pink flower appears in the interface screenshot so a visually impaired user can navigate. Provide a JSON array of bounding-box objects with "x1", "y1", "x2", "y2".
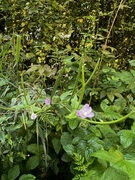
[
  {"x1": 31, "y1": 113, "x2": 37, "y2": 120},
  {"x1": 45, "y1": 98, "x2": 51, "y2": 105},
  {"x1": 76, "y1": 104, "x2": 94, "y2": 119}
]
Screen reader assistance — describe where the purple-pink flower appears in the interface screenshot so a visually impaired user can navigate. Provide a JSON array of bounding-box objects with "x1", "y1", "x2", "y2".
[
  {"x1": 45, "y1": 98, "x2": 51, "y2": 105},
  {"x1": 76, "y1": 104, "x2": 94, "y2": 119}
]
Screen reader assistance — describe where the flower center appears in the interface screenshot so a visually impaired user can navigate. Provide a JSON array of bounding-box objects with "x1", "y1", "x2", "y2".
[{"x1": 83, "y1": 111, "x2": 87, "y2": 116}]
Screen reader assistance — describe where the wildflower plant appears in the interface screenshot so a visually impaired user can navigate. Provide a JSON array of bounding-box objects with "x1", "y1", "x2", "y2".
[
  {"x1": 1, "y1": 1, "x2": 135, "y2": 178},
  {"x1": 76, "y1": 104, "x2": 94, "y2": 119}
]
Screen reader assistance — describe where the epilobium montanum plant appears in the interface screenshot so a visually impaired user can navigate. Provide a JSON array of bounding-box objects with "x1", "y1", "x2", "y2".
[{"x1": 76, "y1": 104, "x2": 94, "y2": 119}]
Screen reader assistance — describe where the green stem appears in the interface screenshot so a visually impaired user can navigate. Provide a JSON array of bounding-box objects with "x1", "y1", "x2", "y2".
[
  {"x1": 85, "y1": 58, "x2": 100, "y2": 87},
  {"x1": 81, "y1": 111, "x2": 134, "y2": 125},
  {"x1": 77, "y1": 58, "x2": 100, "y2": 96},
  {"x1": 70, "y1": 57, "x2": 82, "y2": 100},
  {"x1": 51, "y1": 68, "x2": 64, "y2": 98},
  {"x1": 21, "y1": 73, "x2": 29, "y2": 105},
  {"x1": 79, "y1": 65, "x2": 85, "y2": 105},
  {"x1": 15, "y1": 34, "x2": 21, "y2": 64}
]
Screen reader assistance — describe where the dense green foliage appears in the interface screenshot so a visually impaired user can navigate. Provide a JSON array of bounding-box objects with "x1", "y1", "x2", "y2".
[{"x1": 1, "y1": 0, "x2": 135, "y2": 179}]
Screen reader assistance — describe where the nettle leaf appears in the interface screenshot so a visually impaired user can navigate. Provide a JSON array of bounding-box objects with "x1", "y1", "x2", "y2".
[
  {"x1": 26, "y1": 155, "x2": 39, "y2": 170},
  {"x1": 19, "y1": 174, "x2": 36, "y2": 180},
  {"x1": 71, "y1": 95, "x2": 79, "y2": 109},
  {"x1": 60, "y1": 91, "x2": 71, "y2": 101},
  {"x1": 52, "y1": 138, "x2": 61, "y2": 154},
  {"x1": 8, "y1": 165, "x2": 20, "y2": 180},
  {"x1": 0, "y1": 131, "x2": 5, "y2": 143},
  {"x1": 107, "y1": 93, "x2": 114, "y2": 102},
  {"x1": 129, "y1": 60, "x2": 135, "y2": 67},
  {"x1": 66, "y1": 110, "x2": 79, "y2": 129},
  {"x1": 27, "y1": 144, "x2": 39, "y2": 154},
  {"x1": 97, "y1": 125, "x2": 116, "y2": 137},
  {"x1": 1, "y1": 174, "x2": 8, "y2": 180},
  {"x1": 66, "y1": 110, "x2": 77, "y2": 119},
  {"x1": 119, "y1": 130, "x2": 135, "y2": 148},
  {"x1": 61, "y1": 132, "x2": 75, "y2": 155},
  {"x1": 119, "y1": 71, "x2": 133, "y2": 83},
  {"x1": 113, "y1": 159, "x2": 135, "y2": 179},
  {"x1": 100, "y1": 99, "x2": 109, "y2": 111},
  {"x1": 92, "y1": 148, "x2": 123, "y2": 164},
  {"x1": 63, "y1": 144, "x2": 76, "y2": 156},
  {"x1": 61, "y1": 132, "x2": 72, "y2": 147},
  {"x1": 63, "y1": 55, "x2": 74, "y2": 66},
  {"x1": 0, "y1": 78, "x2": 8, "y2": 86},
  {"x1": 68, "y1": 118, "x2": 79, "y2": 130},
  {"x1": 101, "y1": 166, "x2": 129, "y2": 180},
  {"x1": 61, "y1": 153, "x2": 72, "y2": 162}
]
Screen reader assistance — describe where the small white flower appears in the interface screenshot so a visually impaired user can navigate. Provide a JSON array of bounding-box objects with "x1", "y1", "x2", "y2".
[{"x1": 31, "y1": 113, "x2": 37, "y2": 120}]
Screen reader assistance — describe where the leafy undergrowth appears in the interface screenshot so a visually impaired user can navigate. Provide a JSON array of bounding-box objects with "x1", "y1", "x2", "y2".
[
  {"x1": 1, "y1": 1, "x2": 135, "y2": 179},
  {"x1": 1, "y1": 51, "x2": 135, "y2": 179}
]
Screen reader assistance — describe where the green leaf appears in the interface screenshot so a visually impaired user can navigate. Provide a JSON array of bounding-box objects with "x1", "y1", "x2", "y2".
[
  {"x1": 63, "y1": 55, "x2": 74, "y2": 66},
  {"x1": 1, "y1": 174, "x2": 8, "y2": 180},
  {"x1": 66, "y1": 110, "x2": 77, "y2": 119},
  {"x1": 0, "y1": 131, "x2": 5, "y2": 143},
  {"x1": 101, "y1": 167, "x2": 129, "y2": 180},
  {"x1": 8, "y1": 165, "x2": 20, "y2": 180},
  {"x1": 119, "y1": 130, "x2": 135, "y2": 148},
  {"x1": 61, "y1": 153, "x2": 72, "y2": 162},
  {"x1": 60, "y1": 91, "x2": 71, "y2": 101},
  {"x1": 26, "y1": 155, "x2": 39, "y2": 170},
  {"x1": 113, "y1": 159, "x2": 135, "y2": 180},
  {"x1": 107, "y1": 93, "x2": 114, "y2": 102},
  {"x1": 63, "y1": 144, "x2": 76, "y2": 156},
  {"x1": 71, "y1": 95, "x2": 79, "y2": 109},
  {"x1": 61, "y1": 132, "x2": 75, "y2": 155},
  {"x1": 92, "y1": 148, "x2": 124, "y2": 164},
  {"x1": 27, "y1": 144, "x2": 39, "y2": 154},
  {"x1": 129, "y1": 60, "x2": 135, "y2": 67},
  {"x1": 0, "y1": 78, "x2": 8, "y2": 86},
  {"x1": 52, "y1": 138, "x2": 61, "y2": 154},
  {"x1": 61, "y1": 132, "x2": 72, "y2": 147},
  {"x1": 19, "y1": 174, "x2": 36, "y2": 180},
  {"x1": 68, "y1": 118, "x2": 79, "y2": 130},
  {"x1": 97, "y1": 125, "x2": 116, "y2": 137}
]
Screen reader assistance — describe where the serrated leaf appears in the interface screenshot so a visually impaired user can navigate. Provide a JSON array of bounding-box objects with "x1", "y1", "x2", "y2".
[
  {"x1": 60, "y1": 91, "x2": 71, "y2": 101},
  {"x1": 0, "y1": 78, "x2": 8, "y2": 86},
  {"x1": 68, "y1": 118, "x2": 79, "y2": 130},
  {"x1": 63, "y1": 55, "x2": 74, "y2": 66},
  {"x1": 26, "y1": 155, "x2": 39, "y2": 170},
  {"x1": 129, "y1": 60, "x2": 135, "y2": 67},
  {"x1": 63, "y1": 144, "x2": 76, "y2": 155},
  {"x1": 101, "y1": 166, "x2": 129, "y2": 180},
  {"x1": 61, "y1": 132, "x2": 72, "y2": 147},
  {"x1": 61, "y1": 132, "x2": 75, "y2": 155},
  {"x1": 113, "y1": 159, "x2": 135, "y2": 180},
  {"x1": 107, "y1": 93, "x2": 114, "y2": 102},
  {"x1": 52, "y1": 138, "x2": 61, "y2": 154},
  {"x1": 71, "y1": 95, "x2": 79, "y2": 109},
  {"x1": 8, "y1": 165, "x2": 20, "y2": 180},
  {"x1": 92, "y1": 148, "x2": 123, "y2": 164},
  {"x1": 0, "y1": 131, "x2": 5, "y2": 143},
  {"x1": 19, "y1": 174, "x2": 36, "y2": 180},
  {"x1": 1, "y1": 174, "x2": 8, "y2": 180},
  {"x1": 100, "y1": 99, "x2": 109, "y2": 111},
  {"x1": 66, "y1": 110, "x2": 77, "y2": 119},
  {"x1": 61, "y1": 153, "x2": 72, "y2": 162},
  {"x1": 119, "y1": 130, "x2": 135, "y2": 148},
  {"x1": 27, "y1": 144, "x2": 39, "y2": 154}
]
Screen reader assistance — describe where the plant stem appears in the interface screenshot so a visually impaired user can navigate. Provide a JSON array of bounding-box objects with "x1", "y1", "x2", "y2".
[
  {"x1": 79, "y1": 64, "x2": 85, "y2": 105},
  {"x1": 82, "y1": 111, "x2": 134, "y2": 125}
]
